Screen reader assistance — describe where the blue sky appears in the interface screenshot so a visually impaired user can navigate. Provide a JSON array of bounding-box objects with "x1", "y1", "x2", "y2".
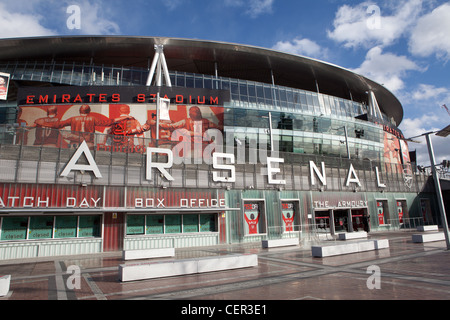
[{"x1": 1, "y1": 0, "x2": 449, "y2": 165}]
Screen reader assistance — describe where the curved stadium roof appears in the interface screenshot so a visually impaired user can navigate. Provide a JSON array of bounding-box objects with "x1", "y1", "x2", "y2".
[{"x1": 0, "y1": 36, "x2": 403, "y2": 125}]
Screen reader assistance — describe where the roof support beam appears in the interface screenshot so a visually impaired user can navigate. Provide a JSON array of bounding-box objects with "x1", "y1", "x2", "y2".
[{"x1": 146, "y1": 45, "x2": 172, "y2": 87}]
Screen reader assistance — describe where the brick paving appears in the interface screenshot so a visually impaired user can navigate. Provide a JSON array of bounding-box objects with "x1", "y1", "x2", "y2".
[{"x1": 1, "y1": 231, "x2": 449, "y2": 304}]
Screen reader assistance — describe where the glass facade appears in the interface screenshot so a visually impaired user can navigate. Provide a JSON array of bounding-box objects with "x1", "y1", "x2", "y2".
[
  {"x1": 0, "y1": 54, "x2": 438, "y2": 259},
  {"x1": 0, "y1": 60, "x2": 385, "y2": 162}
]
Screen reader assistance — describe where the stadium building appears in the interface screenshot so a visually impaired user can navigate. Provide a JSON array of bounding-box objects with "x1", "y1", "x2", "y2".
[{"x1": 0, "y1": 36, "x2": 438, "y2": 259}]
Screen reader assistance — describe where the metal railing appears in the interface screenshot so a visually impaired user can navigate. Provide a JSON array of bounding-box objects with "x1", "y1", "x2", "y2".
[
  {"x1": 386, "y1": 217, "x2": 435, "y2": 231},
  {"x1": 266, "y1": 224, "x2": 342, "y2": 242}
]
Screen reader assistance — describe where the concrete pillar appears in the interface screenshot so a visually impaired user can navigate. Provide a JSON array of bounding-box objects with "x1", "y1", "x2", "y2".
[{"x1": 348, "y1": 209, "x2": 353, "y2": 232}]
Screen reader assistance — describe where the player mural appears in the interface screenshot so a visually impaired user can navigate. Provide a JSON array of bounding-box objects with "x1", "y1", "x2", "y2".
[
  {"x1": 281, "y1": 202, "x2": 296, "y2": 232},
  {"x1": 243, "y1": 202, "x2": 266, "y2": 235},
  {"x1": 16, "y1": 102, "x2": 224, "y2": 155},
  {"x1": 0, "y1": 72, "x2": 10, "y2": 101},
  {"x1": 16, "y1": 86, "x2": 228, "y2": 157}
]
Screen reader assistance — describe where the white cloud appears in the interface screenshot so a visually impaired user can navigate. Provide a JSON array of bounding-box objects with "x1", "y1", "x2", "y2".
[
  {"x1": 246, "y1": 0, "x2": 274, "y2": 18},
  {"x1": 74, "y1": 1, "x2": 120, "y2": 35},
  {"x1": 272, "y1": 38, "x2": 328, "y2": 60},
  {"x1": 0, "y1": 3, "x2": 56, "y2": 38},
  {"x1": 400, "y1": 115, "x2": 450, "y2": 166},
  {"x1": 409, "y1": 3, "x2": 450, "y2": 60},
  {"x1": 162, "y1": 0, "x2": 184, "y2": 11},
  {"x1": 225, "y1": 0, "x2": 274, "y2": 18},
  {"x1": 327, "y1": 0, "x2": 423, "y2": 49},
  {"x1": 412, "y1": 84, "x2": 449, "y2": 101},
  {"x1": 351, "y1": 46, "x2": 424, "y2": 93},
  {"x1": 0, "y1": 1, "x2": 120, "y2": 38}
]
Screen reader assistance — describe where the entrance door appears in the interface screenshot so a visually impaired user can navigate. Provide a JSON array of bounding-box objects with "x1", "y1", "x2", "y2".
[
  {"x1": 351, "y1": 209, "x2": 365, "y2": 232},
  {"x1": 334, "y1": 210, "x2": 349, "y2": 232},
  {"x1": 103, "y1": 212, "x2": 124, "y2": 252},
  {"x1": 315, "y1": 211, "x2": 331, "y2": 234}
]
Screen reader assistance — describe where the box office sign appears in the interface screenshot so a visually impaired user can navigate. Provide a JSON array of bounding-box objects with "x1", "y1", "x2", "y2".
[
  {"x1": 126, "y1": 187, "x2": 225, "y2": 209},
  {"x1": 0, "y1": 183, "x2": 225, "y2": 210}
]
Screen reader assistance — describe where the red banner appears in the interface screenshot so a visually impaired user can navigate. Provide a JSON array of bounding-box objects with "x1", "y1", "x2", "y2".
[{"x1": 0, "y1": 183, "x2": 224, "y2": 210}]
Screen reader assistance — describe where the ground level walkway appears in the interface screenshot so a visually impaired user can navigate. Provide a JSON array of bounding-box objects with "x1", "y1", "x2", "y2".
[{"x1": 0, "y1": 230, "x2": 448, "y2": 305}]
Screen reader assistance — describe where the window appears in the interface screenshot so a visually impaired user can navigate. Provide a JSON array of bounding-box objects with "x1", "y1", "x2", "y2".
[
  {"x1": 54, "y1": 216, "x2": 77, "y2": 238},
  {"x1": 186, "y1": 76, "x2": 194, "y2": 88},
  {"x1": 280, "y1": 135, "x2": 293, "y2": 152},
  {"x1": 293, "y1": 136, "x2": 304, "y2": 154},
  {"x1": 78, "y1": 216, "x2": 101, "y2": 237},
  {"x1": 146, "y1": 215, "x2": 164, "y2": 234},
  {"x1": 183, "y1": 214, "x2": 199, "y2": 233},
  {"x1": 165, "y1": 215, "x2": 182, "y2": 234},
  {"x1": 0, "y1": 215, "x2": 101, "y2": 241},
  {"x1": 195, "y1": 76, "x2": 203, "y2": 88},
  {"x1": 204, "y1": 78, "x2": 212, "y2": 89},
  {"x1": 28, "y1": 217, "x2": 53, "y2": 239},
  {"x1": 200, "y1": 214, "x2": 216, "y2": 232},
  {"x1": 176, "y1": 74, "x2": 185, "y2": 87},
  {"x1": 125, "y1": 214, "x2": 218, "y2": 236},
  {"x1": 1, "y1": 217, "x2": 28, "y2": 241},
  {"x1": 126, "y1": 215, "x2": 145, "y2": 235}
]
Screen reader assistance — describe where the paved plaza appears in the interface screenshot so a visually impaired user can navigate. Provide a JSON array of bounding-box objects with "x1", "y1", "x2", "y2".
[{"x1": 0, "y1": 230, "x2": 449, "y2": 303}]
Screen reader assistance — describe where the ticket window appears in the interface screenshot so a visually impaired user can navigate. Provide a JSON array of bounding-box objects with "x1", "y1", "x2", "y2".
[
  {"x1": 396, "y1": 200, "x2": 408, "y2": 224},
  {"x1": 243, "y1": 201, "x2": 266, "y2": 236}
]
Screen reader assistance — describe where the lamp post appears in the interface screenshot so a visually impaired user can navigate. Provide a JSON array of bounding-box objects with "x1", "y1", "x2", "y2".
[
  {"x1": 409, "y1": 126, "x2": 450, "y2": 250},
  {"x1": 425, "y1": 132, "x2": 450, "y2": 250}
]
